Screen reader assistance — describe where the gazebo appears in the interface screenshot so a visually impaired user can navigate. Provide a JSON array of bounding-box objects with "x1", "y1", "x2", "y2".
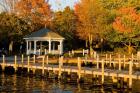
[{"x1": 23, "y1": 28, "x2": 64, "y2": 55}]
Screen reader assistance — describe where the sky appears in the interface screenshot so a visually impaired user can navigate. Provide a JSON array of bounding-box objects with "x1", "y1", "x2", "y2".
[
  {"x1": 49, "y1": 0, "x2": 79, "y2": 11},
  {"x1": 0, "y1": 0, "x2": 80, "y2": 12}
]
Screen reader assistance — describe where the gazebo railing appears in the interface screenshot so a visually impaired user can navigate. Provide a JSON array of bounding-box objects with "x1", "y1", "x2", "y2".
[{"x1": 28, "y1": 49, "x2": 60, "y2": 55}]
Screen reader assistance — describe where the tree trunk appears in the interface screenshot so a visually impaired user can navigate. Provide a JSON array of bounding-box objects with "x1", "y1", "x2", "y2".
[
  {"x1": 89, "y1": 34, "x2": 94, "y2": 57},
  {"x1": 127, "y1": 42, "x2": 132, "y2": 55}
]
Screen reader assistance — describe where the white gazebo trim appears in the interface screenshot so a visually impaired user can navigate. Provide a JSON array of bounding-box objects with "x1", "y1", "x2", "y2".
[
  {"x1": 34, "y1": 40, "x2": 37, "y2": 54},
  {"x1": 24, "y1": 28, "x2": 64, "y2": 55}
]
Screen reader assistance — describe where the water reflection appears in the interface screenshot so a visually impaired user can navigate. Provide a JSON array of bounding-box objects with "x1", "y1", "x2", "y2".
[{"x1": 0, "y1": 73, "x2": 139, "y2": 93}]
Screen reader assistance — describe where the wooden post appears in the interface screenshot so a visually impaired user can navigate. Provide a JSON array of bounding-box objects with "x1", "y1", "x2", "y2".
[
  {"x1": 68, "y1": 51, "x2": 71, "y2": 56},
  {"x1": 59, "y1": 56, "x2": 63, "y2": 78},
  {"x1": 124, "y1": 77, "x2": 127, "y2": 83},
  {"x1": 102, "y1": 60, "x2": 104, "y2": 84},
  {"x1": 83, "y1": 49, "x2": 84, "y2": 56},
  {"x1": 46, "y1": 55, "x2": 48, "y2": 65},
  {"x1": 45, "y1": 49, "x2": 47, "y2": 55},
  {"x1": 33, "y1": 55, "x2": 35, "y2": 64},
  {"x1": 68, "y1": 68, "x2": 71, "y2": 75},
  {"x1": 14, "y1": 55, "x2": 17, "y2": 71},
  {"x1": 21, "y1": 54, "x2": 24, "y2": 68},
  {"x1": 123, "y1": 55, "x2": 126, "y2": 68},
  {"x1": 129, "y1": 61, "x2": 132, "y2": 89},
  {"x1": 112, "y1": 76, "x2": 117, "y2": 83},
  {"x1": 33, "y1": 68, "x2": 35, "y2": 74},
  {"x1": 32, "y1": 55, "x2": 35, "y2": 74},
  {"x1": 97, "y1": 55, "x2": 99, "y2": 69},
  {"x1": 87, "y1": 49, "x2": 89, "y2": 55},
  {"x1": 72, "y1": 50, "x2": 74, "y2": 56},
  {"x1": 2, "y1": 55, "x2": 5, "y2": 71},
  {"x1": 109, "y1": 54, "x2": 112, "y2": 67},
  {"x1": 78, "y1": 57, "x2": 81, "y2": 79},
  {"x1": 27, "y1": 56, "x2": 30, "y2": 73},
  {"x1": 39, "y1": 49, "x2": 41, "y2": 55},
  {"x1": 118, "y1": 54, "x2": 121, "y2": 71},
  {"x1": 42, "y1": 56, "x2": 45, "y2": 75}
]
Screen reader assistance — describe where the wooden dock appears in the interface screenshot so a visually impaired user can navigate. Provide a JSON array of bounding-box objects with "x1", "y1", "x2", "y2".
[{"x1": 0, "y1": 54, "x2": 140, "y2": 88}]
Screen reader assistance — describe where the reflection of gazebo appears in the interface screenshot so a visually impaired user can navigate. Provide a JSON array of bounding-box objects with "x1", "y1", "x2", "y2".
[{"x1": 23, "y1": 28, "x2": 64, "y2": 55}]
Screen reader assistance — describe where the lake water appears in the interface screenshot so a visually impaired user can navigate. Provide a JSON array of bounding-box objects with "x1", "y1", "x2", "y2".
[{"x1": 0, "y1": 73, "x2": 140, "y2": 93}]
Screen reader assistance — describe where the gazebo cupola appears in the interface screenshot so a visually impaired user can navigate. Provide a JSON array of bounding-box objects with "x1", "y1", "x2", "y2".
[{"x1": 23, "y1": 28, "x2": 64, "y2": 55}]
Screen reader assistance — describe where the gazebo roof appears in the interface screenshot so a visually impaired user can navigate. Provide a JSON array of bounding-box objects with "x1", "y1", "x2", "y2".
[{"x1": 24, "y1": 28, "x2": 64, "y2": 40}]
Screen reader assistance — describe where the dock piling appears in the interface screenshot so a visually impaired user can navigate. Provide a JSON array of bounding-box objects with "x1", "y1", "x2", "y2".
[
  {"x1": 46, "y1": 55, "x2": 48, "y2": 65},
  {"x1": 78, "y1": 57, "x2": 81, "y2": 79},
  {"x1": 101, "y1": 60, "x2": 104, "y2": 84},
  {"x1": 118, "y1": 54, "x2": 121, "y2": 71},
  {"x1": 33, "y1": 55, "x2": 35, "y2": 64},
  {"x1": 129, "y1": 61, "x2": 132, "y2": 89},
  {"x1": 59, "y1": 56, "x2": 63, "y2": 78},
  {"x1": 109, "y1": 54, "x2": 112, "y2": 67},
  {"x1": 42, "y1": 56, "x2": 45, "y2": 75}
]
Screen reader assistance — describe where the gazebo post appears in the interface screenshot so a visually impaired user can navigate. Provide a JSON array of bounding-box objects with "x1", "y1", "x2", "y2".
[
  {"x1": 26, "y1": 40, "x2": 29, "y2": 55},
  {"x1": 49, "y1": 39, "x2": 51, "y2": 54},
  {"x1": 29, "y1": 41, "x2": 31, "y2": 54},
  {"x1": 34, "y1": 40, "x2": 37, "y2": 55}
]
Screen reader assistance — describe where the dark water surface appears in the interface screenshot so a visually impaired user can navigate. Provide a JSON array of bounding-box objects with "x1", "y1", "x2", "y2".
[{"x1": 0, "y1": 73, "x2": 140, "y2": 93}]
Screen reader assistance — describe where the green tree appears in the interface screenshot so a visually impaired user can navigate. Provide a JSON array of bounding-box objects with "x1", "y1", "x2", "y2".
[
  {"x1": 0, "y1": 12, "x2": 31, "y2": 51},
  {"x1": 52, "y1": 6, "x2": 77, "y2": 49}
]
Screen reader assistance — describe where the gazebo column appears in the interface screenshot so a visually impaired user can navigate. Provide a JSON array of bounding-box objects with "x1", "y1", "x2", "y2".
[
  {"x1": 49, "y1": 39, "x2": 51, "y2": 53},
  {"x1": 26, "y1": 40, "x2": 29, "y2": 55},
  {"x1": 34, "y1": 40, "x2": 37, "y2": 54},
  {"x1": 59, "y1": 40, "x2": 63, "y2": 55}
]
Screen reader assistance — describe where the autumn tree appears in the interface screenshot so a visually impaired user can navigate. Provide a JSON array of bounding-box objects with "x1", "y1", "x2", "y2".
[
  {"x1": 100, "y1": 0, "x2": 139, "y2": 10},
  {"x1": 108, "y1": 7, "x2": 140, "y2": 54},
  {"x1": 15, "y1": 0, "x2": 52, "y2": 31},
  {"x1": 52, "y1": 6, "x2": 77, "y2": 49},
  {"x1": 0, "y1": 12, "x2": 31, "y2": 52},
  {"x1": 100, "y1": 0, "x2": 140, "y2": 52},
  {"x1": 75, "y1": 0, "x2": 108, "y2": 56}
]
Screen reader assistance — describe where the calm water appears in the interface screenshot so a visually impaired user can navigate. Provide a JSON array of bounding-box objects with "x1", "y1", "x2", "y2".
[{"x1": 0, "y1": 73, "x2": 140, "y2": 93}]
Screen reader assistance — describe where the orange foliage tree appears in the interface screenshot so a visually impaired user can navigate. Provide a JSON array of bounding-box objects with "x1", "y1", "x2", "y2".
[
  {"x1": 74, "y1": 0, "x2": 108, "y2": 56},
  {"x1": 112, "y1": 7, "x2": 140, "y2": 54},
  {"x1": 15, "y1": 0, "x2": 52, "y2": 31}
]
